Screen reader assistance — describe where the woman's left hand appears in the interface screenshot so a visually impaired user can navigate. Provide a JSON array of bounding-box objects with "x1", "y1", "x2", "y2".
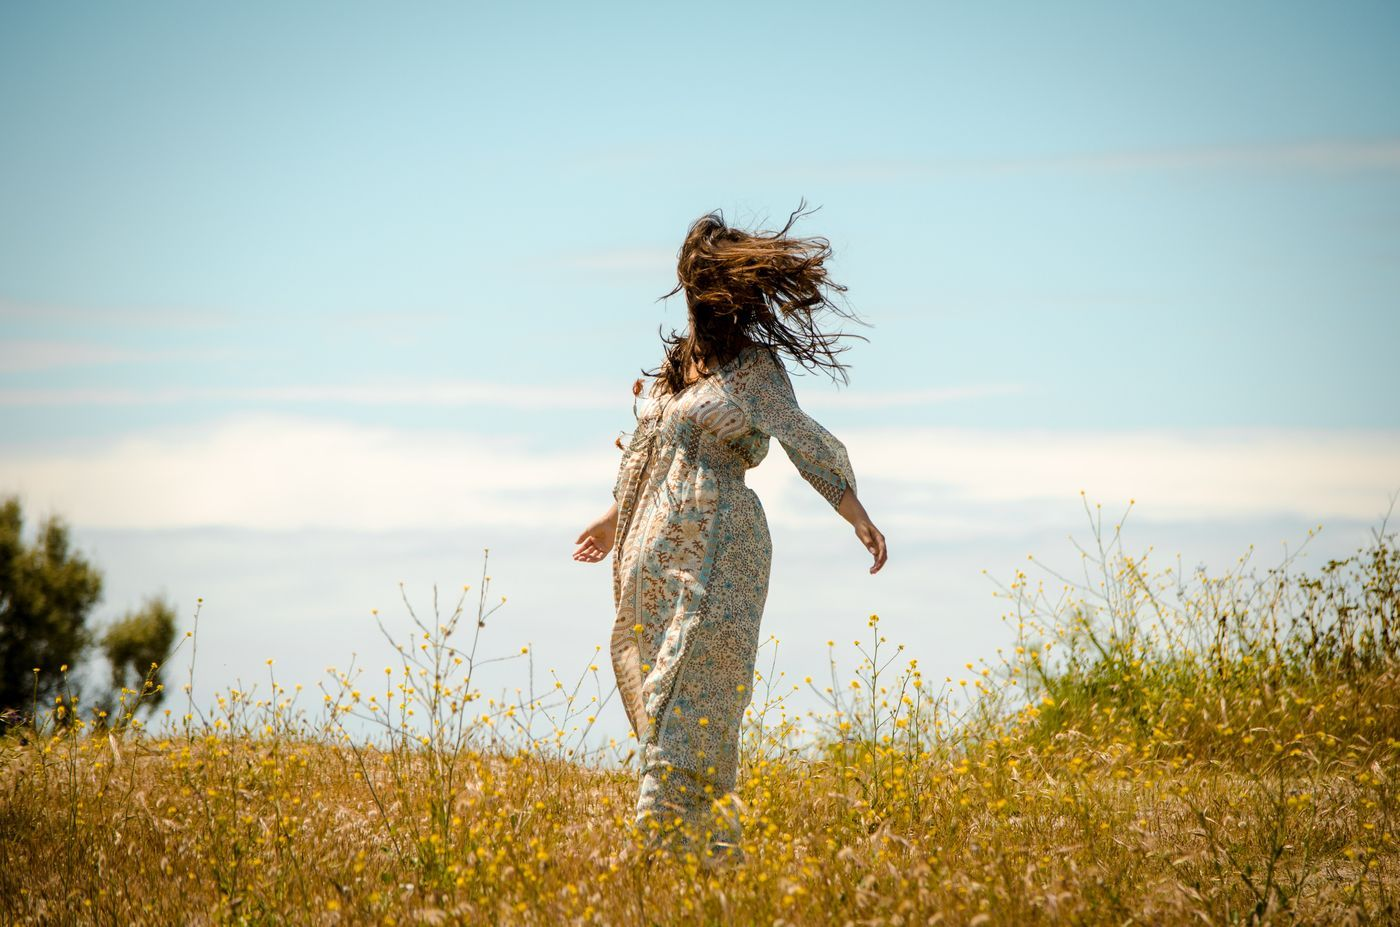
[{"x1": 573, "y1": 503, "x2": 619, "y2": 564}]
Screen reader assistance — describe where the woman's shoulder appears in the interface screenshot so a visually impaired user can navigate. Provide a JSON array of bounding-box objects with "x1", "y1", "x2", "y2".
[
  {"x1": 733, "y1": 341, "x2": 782, "y2": 371},
  {"x1": 726, "y1": 343, "x2": 793, "y2": 397},
  {"x1": 739, "y1": 342, "x2": 790, "y2": 377}
]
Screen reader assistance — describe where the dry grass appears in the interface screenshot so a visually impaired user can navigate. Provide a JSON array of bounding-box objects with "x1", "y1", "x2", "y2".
[{"x1": 3, "y1": 508, "x2": 1398, "y2": 925}]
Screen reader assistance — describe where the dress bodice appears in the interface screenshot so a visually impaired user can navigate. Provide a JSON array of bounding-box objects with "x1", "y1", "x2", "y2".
[{"x1": 616, "y1": 344, "x2": 854, "y2": 511}]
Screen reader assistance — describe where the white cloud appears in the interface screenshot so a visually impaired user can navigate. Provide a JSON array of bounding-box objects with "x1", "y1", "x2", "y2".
[
  {"x1": 0, "y1": 340, "x2": 174, "y2": 373},
  {"x1": 0, "y1": 383, "x2": 623, "y2": 409},
  {"x1": 1042, "y1": 138, "x2": 1400, "y2": 173},
  {"x1": 558, "y1": 247, "x2": 676, "y2": 274},
  {"x1": 2, "y1": 417, "x2": 619, "y2": 531},
  {"x1": 0, "y1": 301, "x2": 230, "y2": 329},
  {"x1": 3, "y1": 417, "x2": 1396, "y2": 533},
  {"x1": 776, "y1": 137, "x2": 1400, "y2": 182},
  {"x1": 850, "y1": 427, "x2": 1400, "y2": 524},
  {"x1": 0, "y1": 381, "x2": 1016, "y2": 411},
  {"x1": 803, "y1": 384, "x2": 1023, "y2": 410}
]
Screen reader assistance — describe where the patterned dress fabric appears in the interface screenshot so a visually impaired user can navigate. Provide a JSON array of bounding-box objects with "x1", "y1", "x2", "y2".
[{"x1": 609, "y1": 343, "x2": 856, "y2": 855}]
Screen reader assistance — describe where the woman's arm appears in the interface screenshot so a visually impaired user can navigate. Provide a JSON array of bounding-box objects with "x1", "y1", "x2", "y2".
[
  {"x1": 837, "y1": 486, "x2": 887, "y2": 574},
  {"x1": 573, "y1": 501, "x2": 618, "y2": 563},
  {"x1": 740, "y1": 348, "x2": 888, "y2": 574}
]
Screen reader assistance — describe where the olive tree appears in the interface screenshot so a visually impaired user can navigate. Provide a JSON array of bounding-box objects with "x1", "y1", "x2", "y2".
[
  {"x1": 0, "y1": 496, "x2": 103, "y2": 713},
  {"x1": 101, "y1": 597, "x2": 177, "y2": 708}
]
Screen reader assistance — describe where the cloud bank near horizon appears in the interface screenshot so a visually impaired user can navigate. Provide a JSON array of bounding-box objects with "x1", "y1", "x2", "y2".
[
  {"x1": 3, "y1": 415, "x2": 1395, "y2": 533},
  {"x1": 0, "y1": 379, "x2": 1022, "y2": 412}
]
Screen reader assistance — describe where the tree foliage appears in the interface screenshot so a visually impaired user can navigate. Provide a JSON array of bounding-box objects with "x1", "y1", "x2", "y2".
[
  {"x1": 101, "y1": 597, "x2": 177, "y2": 707},
  {"x1": 0, "y1": 496, "x2": 103, "y2": 712}
]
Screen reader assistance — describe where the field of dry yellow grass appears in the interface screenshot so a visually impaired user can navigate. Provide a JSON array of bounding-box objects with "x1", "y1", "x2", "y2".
[{"x1": 3, "y1": 508, "x2": 1398, "y2": 925}]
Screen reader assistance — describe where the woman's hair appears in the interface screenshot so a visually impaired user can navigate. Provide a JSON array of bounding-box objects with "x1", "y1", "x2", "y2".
[{"x1": 649, "y1": 201, "x2": 865, "y2": 395}]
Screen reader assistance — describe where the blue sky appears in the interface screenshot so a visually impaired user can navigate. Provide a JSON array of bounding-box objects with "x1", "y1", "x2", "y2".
[{"x1": 1, "y1": 2, "x2": 1398, "y2": 733}]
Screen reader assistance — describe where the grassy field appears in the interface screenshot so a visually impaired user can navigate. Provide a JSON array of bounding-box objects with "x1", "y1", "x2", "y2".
[{"x1": 3, "y1": 506, "x2": 1398, "y2": 925}]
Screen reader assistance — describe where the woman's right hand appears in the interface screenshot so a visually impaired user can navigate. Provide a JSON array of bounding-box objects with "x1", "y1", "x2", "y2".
[
  {"x1": 853, "y1": 517, "x2": 888, "y2": 575},
  {"x1": 837, "y1": 487, "x2": 888, "y2": 574},
  {"x1": 573, "y1": 503, "x2": 619, "y2": 563}
]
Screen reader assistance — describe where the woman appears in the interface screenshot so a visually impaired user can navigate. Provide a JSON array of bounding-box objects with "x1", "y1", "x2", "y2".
[{"x1": 572, "y1": 205, "x2": 887, "y2": 865}]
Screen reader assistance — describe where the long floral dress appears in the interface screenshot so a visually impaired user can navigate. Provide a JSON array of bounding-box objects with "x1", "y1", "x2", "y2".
[{"x1": 609, "y1": 343, "x2": 856, "y2": 856}]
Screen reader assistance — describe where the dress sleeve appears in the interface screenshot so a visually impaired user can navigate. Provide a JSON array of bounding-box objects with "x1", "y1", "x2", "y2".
[
  {"x1": 612, "y1": 384, "x2": 661, "y2": 504},
  {"x1": 612, "y1": 416, "x2": 656, "y2": 503},
  {"x1": 738, "y1": 348, "x2": 856, "y2": 511}
]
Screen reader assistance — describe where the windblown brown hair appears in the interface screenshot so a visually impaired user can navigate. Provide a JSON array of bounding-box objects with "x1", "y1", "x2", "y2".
[{"x1": 650, "y1": 201, "x2": 865, "y2": 395}]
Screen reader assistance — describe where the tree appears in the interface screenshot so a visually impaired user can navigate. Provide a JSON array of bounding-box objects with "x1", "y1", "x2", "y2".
[
  {"x1": 0, "y1": 496, "x2": 103, "y2": 714},
  {"x1": 101, "y1": 597, "x2": 177, "y2": 709}
]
